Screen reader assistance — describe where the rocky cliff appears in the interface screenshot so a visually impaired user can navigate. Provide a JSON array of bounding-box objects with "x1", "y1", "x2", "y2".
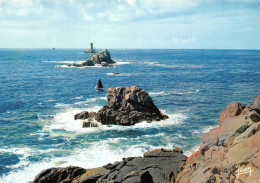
[
  {"x1": 75, "y1": 86, "x2": 169, "y2": 126},
  {"x1": 31, "y1": 148, "x2": 187, "y2": 183},
  {"x1": 176, "y1": 95, "x2": 260, "y2": 183},
  {"x1": 67, "y1": 49, "x2": 115, "y2": 67}
]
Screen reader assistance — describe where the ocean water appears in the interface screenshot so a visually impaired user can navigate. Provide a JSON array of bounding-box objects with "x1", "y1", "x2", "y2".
[{"x1": 0, "y1": 49, "x2": 259, "y2": 182}]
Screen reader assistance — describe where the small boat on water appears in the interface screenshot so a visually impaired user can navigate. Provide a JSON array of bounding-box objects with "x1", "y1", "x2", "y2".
[{"x1": 95, "y1": 79, "x2": 104, "y2": 91}]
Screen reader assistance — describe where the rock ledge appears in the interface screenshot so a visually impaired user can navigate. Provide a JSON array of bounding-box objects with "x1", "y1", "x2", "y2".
[{"x1": 31, "y1": 148, "x2": 187, "y2": 183}]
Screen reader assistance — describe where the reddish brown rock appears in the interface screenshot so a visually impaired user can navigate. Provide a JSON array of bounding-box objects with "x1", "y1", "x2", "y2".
[
  {"x1": 254, "y1": 95, "x2": 260, "y2": 108},
  {"x1": 176, "y1": 95, "x2": 260, "y2": 183},
  {"x1": 219, "y1": 102, "x2": 243, "y2": 126}
]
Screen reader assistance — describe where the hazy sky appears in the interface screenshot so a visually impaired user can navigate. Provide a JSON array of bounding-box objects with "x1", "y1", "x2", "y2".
[{"x1": 0, "y1": 0, "x2": 260, "y2": 49}]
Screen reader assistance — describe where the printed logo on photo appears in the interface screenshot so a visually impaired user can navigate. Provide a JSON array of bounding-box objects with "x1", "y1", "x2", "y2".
[{"x1": 236, "y1": 165, "x2": 253, "y2": 179}]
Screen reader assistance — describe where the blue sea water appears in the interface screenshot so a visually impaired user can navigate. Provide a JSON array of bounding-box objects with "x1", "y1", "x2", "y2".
[{"x1": 0, "y1": 49, "x2": 259, "y2": 182}]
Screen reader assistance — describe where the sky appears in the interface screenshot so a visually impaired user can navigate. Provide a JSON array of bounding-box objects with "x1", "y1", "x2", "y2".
[{"x1": 0, "y1": 0, "x2": 260, "y2": 49}]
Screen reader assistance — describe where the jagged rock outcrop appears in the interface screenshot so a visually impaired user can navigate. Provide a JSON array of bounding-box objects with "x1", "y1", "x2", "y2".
[
  {"x1": 74, "y1": 111, "x2": 96, "y2": 120},
  {"x1": 82, "y1": 120, "x2": 100, "y2": 128},
  {"x1": 75, "y1": 86, "x2": 168, "y2": 126},
  {"x1": 176, "y1": 95, "x2": 260, "y2": 183},
  {"x1": 30, "y1": 166, "x2": 86, "y2": 183},
  {"x1": 67, "y1": 49, "x2": 115, "y2": 67},
  {"x1": 31, "y1": 148, "x2": 187, "y2": 183},
  {"x1": 32, "y1": 95, "x2": 260, "y2": 182}
]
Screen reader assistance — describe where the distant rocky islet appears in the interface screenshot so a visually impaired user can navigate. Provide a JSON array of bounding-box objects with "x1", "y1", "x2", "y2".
[{"x1": 66, "y1": 49, "x2": 115, "y2": 67}]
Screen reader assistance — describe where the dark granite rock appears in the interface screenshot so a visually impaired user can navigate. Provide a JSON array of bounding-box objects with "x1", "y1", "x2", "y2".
[
  {"x1": 31, "y1": 148, "x2": 187, "y2": 183},
  {"x1": 101, "y1": 62, "x2": 112, "y2": 67},
  {"x1": 250, "y1": 111, "x2": 260, "y2": 122},
  {"x1": 68, "y1": 49, "x2": 115, "y2": 67},
  {"x1": 31, "y1": 166, "x2": 86, "y2": 183},
  {"x1": 74, "y1": 86, "x2": 168, "y2": 126},
  {"x1": 74, "y1": 111, "x2": 96, "y2": 120},
  {"x1": 82, "y1": 120, "x2": 100, "y2": 128}
]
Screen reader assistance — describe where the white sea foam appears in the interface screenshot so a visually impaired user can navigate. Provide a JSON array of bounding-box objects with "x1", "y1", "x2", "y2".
[
  {"x1": 184, "y1": 144, "x2": 201, "y2": 157},
  {"x1": 73, "y1": 96, "x2": 83, "y2": 99},
  {"x1": 186, "y1": 89, "x2": 200, "y2": 94},
  {"x1": 74, "y1": 101, "x2": 88, "y2": 105},
  {"x1": 57, "y1": 64, "x2": 107, "y2": 69},
  {"x1": 98, "y1": 113, "x2": 187, "y2": 132},
  {"x1": 100, "y1": 97, "x2": 107, "y2": 100},
  {"x1": 44, "y1": 101, "x2": 187, "y2": 135},
  {"x1": 144, "y1": 61, "x2": 203, "y2": 68},
  {"x1": 114, "y1": 62, "x2": 131, "y2": 65},
  {"x1": 190, "y1": 125, "x2": 215, "y2": 135},
  {"x1": 0, "y1": 147, "x2": 33, "y2": 170},
  {"x1": 107, "y1": 73, "x2": 133, "y2": 76},
  {"x1": 43, "y1": 60, "x2": 85, "y2": 64},
  {"x1": 43, "y1": 105, "x2": 103, "y2": 134},
  {"x1": 74, "y1": 97, "x2": 107, "y2": 105},
  {"x1": 1, "y1": 136, "x2": 176, "y2": 183},
  {"x1": 1, "y1": 111, "x2": 188, "y2": 183},
  {"x1": 149, "y1": 91, "x2": 167, "y2": 96},
  {"x1": 149, "y1": 89, "x2": 199, "y2": 97},
  {"x1": 142, "y1": 133, "x2": 165, "y2": 138},
  {"x1": 45, "y1": 99, "x2": 56, "y2": 102},
  {"x1": 54, "y1": 103, "x2": 71, "y2": 108},
  {"x1": 1, "y1": 142, "x2": 147, "y2": 183},
  {"x1": 0, "y1": 147, "x2": 32, "y2": 156}
]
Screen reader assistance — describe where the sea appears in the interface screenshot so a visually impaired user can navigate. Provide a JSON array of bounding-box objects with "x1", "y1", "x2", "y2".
[{"x1": 0, "y1": 49, "x2": 259, "y2": 183}]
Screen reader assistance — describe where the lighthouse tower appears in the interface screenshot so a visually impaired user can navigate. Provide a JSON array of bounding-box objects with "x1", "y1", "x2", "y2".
[
  {"x1": 90, "y1": 42, "x2": 94, "y2": 50},
  {"x1": 84, "y1": 42, "x2": 96, "y2": 53}
]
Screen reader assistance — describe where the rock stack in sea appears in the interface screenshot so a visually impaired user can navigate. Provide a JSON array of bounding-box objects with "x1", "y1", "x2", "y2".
[
  {"x1": 31, "y1": 148, "x2": 187, "y2": 183},
  {"x1": 75, "y1": 86, "x2": 169, "y2": 127},
  {"x1": 31, "y1": 95, "x2": 260, "y2": 182},
  {"x1": 176, "y1": 95, "x2": 260, "y2": 183},
  {"x1": 67, "y1": 49, "x2": 115, "y2": 67}
]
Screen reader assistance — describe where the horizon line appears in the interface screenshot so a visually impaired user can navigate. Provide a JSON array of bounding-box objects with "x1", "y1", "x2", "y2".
[{"x1": 0, "y1": 48, "x2": 260, "y2": 51}]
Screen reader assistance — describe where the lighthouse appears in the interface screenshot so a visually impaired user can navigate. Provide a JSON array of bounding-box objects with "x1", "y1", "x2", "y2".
[
  {"x1": 90, "y1": 42, "x2": 94, "y2": 50},
  {"x1": 84, "y1": 42, "x2": 96, "y2": 53}
]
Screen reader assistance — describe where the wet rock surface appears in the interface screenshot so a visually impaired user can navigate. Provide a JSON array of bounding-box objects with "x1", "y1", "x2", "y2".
[{"x1": 31, "y1": 148, "x2": 187, "y2": 183}]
